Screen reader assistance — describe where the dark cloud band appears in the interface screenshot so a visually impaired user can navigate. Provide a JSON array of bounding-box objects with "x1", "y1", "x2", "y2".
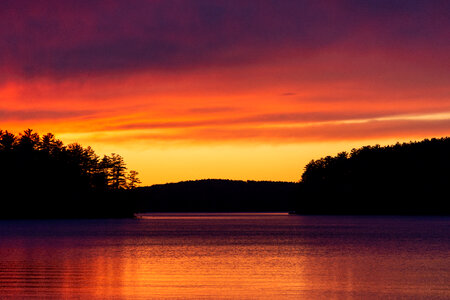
[{"x1": 1, "y1": 0, "x2": 448, "y2": 80}]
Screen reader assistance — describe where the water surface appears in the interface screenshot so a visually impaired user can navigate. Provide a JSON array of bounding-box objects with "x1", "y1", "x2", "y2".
[{"x1": 0, "y1": 214, "x2": 449, "y2": 299}]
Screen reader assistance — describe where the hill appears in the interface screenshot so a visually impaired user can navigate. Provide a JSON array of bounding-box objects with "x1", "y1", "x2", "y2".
[{"x1": 134, "y1": 179, "x2": 297, "y2": 212}]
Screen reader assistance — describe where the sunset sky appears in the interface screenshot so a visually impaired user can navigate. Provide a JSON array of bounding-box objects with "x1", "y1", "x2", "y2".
[{"x1": 1, "y1": 0, "x2": 449, "y2": 185}]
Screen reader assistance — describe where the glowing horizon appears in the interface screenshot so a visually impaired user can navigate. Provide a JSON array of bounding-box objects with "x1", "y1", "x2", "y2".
[{"x1": 1, "y1": 1, "x2": 449, "y2": 185}]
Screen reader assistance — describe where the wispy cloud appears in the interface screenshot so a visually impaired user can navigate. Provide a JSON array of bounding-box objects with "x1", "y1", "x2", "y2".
[
  {"x1": 0, "y1": 109, "x2": 95, "y2": 121},
  {"x1": 73, "y1": 118, "x2": 449, "y2": 147},
  {"x1": 103, "y1": 109, "x2": 450, "y2": 131},
  {"x1": 188, "y1": 107, "x2": 238, "y2": 114}
]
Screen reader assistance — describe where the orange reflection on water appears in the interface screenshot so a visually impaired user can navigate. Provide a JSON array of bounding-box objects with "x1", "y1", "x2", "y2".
[{"x1": 0, "y1": 216, "x2": 449, "y2": 299}]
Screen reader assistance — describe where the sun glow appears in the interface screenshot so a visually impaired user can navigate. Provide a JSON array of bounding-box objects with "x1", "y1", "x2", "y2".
[{"x1": 1, "y1": 1, "x2": 449, "y2": 185}]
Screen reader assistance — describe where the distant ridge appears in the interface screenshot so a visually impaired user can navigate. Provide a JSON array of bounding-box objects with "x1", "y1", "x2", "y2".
[{"x1": 134, "y1": 179, "x2": 297, "y2": 212}]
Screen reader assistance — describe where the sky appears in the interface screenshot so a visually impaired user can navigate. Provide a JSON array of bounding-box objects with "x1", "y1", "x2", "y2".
[{"x1": 1, "y1": 0, "x2": 449, "y2": 185}]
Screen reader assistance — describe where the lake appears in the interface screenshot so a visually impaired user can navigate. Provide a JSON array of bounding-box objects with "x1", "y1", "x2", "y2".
[{"x1": 0, "y1": 213, "x2": 449, "y2": 299}]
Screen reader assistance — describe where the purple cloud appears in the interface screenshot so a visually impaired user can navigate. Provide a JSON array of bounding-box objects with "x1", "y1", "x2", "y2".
[{"x1": 1, "y1": 0, "x2": 448, "y2": 81}]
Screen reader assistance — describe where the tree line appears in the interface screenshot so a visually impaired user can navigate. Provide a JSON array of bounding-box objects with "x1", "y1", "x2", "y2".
[
  {"x1": 0, "y1": 129, "x2": 140, "y2": 190},
  {"x1": 2, "y1": 128, "x2": 447, "y2": 217},
  {"x1": 296, "y1": 137, "x2": 450, "y2": 215},
  {"x1": 0, "y1": 129, "x2": 139, "y2": 218}
]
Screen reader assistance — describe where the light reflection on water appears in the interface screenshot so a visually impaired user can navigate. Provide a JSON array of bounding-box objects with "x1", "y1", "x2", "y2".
[{"x1": 0, "y1": 214, "x2": 449, "y2": 299}]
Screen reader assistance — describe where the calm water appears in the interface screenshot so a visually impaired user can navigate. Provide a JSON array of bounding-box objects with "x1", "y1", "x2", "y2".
[{"x1": 0, "y1": 213, "x2": 449, "y2": 299}]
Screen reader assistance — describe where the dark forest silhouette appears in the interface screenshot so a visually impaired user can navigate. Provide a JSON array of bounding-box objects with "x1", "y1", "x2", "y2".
[
  {"x1": 1, "y1": 129, "x2": 448, "y2": 217},
  {"x1": 0, "y1": 129, "x2": 138, "y2": 218},
  {"x1": 295, "y1": 137, "x2": 450, "y2": 215},
  {"x1": 133, "y1": 179, "x2": 297, "y2": 212}
]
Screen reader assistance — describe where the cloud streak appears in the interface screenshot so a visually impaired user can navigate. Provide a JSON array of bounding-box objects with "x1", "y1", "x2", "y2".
[
  {"x1": 84, "y1": 118, "x2": 450, "y2": 145},
  {"x1": 0, "y1": 109, "x2": 95, "y2": 121},
  {"x1": 104, "y1": 109, "x2": 450, "y2": 131}
]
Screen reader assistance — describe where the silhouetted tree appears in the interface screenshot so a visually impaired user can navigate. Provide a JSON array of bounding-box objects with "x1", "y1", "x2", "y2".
[
  {"x1": 109, "y1": 153, "x2": 127, "y2": 190},
  {"x1": 0, "y1": 130, "x2": 16, "y2": 150},
  {"x1": 17, "y1": 129, "x2": 40, "y2": 151},
  {"x1": 39, "y1": 133, "x2": 64, "y2": 155},
  {"x1": 126, "y1": 170, "x2": 141, "y2": 189}
]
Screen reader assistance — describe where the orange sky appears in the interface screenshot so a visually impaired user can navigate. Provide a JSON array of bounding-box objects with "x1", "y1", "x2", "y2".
[{"x1": 1, "y1": 1, "x2": 449, "y2": 185}]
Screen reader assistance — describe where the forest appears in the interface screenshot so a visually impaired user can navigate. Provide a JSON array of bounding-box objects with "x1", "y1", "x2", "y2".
[
  {"x1": 0, "y1": 129, "x2": 138, "y2": 218},
  {"x1": 1, "y1": 129, "x2": 448, "y2": 217},
  {"x1": 295, "y1": 137, "x2": 450, "y2": 215}
]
